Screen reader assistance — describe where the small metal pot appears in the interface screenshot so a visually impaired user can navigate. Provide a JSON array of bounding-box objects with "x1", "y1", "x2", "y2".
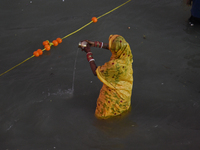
[{"x1": 78, "y1": 41, "x2": 87, "y2": 49}]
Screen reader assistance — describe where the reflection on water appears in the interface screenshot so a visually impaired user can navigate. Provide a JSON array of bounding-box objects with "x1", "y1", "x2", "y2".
[
  {"x1": 93, "y1": 108, "x2": 137, "y2": 138},
  {"x1": 184, "y1": 53, "x2": 200, "y2": 68},
  {"x1": 184, "y1": 24, "x2": 200, "y2": 35}
]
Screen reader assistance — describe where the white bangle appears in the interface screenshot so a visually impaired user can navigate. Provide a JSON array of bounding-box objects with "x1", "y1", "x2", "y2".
[
  {"x1": 89, "y1": 59, "x2": 95, "y2": 62},
  {"x1": 101, "y1": 42, "x2": 103, "y2": 48}
]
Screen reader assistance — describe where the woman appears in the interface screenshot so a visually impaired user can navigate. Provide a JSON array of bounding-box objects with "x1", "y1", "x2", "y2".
[{"x1": 81, "y1": 35, "x2": 133, "y2": 119}]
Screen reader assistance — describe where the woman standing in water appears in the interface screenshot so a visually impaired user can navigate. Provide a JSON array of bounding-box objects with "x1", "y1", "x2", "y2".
[{"x1": 81, "y1": 35, "x2": 133, "y2": 119}]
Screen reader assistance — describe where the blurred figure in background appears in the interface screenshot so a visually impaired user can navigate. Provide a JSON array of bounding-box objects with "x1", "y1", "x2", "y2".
[{"x1": 187, "y1": 0, "x2": 200, "y2": 26}]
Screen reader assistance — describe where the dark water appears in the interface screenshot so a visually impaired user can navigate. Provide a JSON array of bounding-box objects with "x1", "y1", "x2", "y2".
[{"x1": 0, "y1": 0, "x2": 200, "y2": 149}]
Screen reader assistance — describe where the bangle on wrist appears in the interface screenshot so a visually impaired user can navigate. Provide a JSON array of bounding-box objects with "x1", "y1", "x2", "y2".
[
  {"x1": 101, "y1": 42, "x2": 103, "y2": 48},
  {"x1": 87, "y1": 52, "x2": 95, "y2": 62},
  {"x1": 89, "y1": 59, "x2": 95, "y2": 62},
  {"x1": 94, "y1": 41, "x2": 103, "y2": 48}
]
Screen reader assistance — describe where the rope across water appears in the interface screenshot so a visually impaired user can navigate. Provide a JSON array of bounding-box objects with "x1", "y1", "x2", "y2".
[{"x1": 0, "y1": 0, "x2": 131, "y2": 77}]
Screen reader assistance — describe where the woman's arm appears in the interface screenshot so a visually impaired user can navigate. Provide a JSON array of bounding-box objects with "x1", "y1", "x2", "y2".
[
  {"x1": 102, "y1": 43, "x2": 109, "y2": 49},
  {"x1": 82, "y1": 40, "x2": 109, "y2": 76},
  {"x1": 86, "y1": 40, "x2": 109, "y2": 50},
  {"x1": 89, "y1": 61, "x2": 97, "y2": 76},
  {"x1": 82, "y1": 43, "x2": 97, "y2": 76}
]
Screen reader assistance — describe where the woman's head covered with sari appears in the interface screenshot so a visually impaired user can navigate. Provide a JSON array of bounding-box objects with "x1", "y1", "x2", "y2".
[
  {"x1": 108, "y1": 34, "x2": 133, "y2": 62},
  {"x1": 95, "y1": 34, "x2": 133, "y2": 119}
]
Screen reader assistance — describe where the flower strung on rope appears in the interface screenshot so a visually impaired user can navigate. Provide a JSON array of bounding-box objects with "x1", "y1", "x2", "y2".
[
  {"x1": 91, "y1": 17, "x2": 98, "y2": 23},
  {"x1": 33, "y1": 38, "x2": 63, "y2": 57}
]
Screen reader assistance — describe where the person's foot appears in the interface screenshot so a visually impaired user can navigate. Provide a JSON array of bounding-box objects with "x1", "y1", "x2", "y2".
[
  {"x1": 188, "y1": 15, "x2": 200, "y2": 26},
  {"x1": 189, "y1": 16, "x2": 194, "y2": 26}
]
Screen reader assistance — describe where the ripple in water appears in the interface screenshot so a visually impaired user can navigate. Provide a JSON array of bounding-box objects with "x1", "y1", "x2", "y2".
[
  {"x1": 49, "y1": 88, "x2": 74, "y2": 96},
  {"x1": 45, "y1": 48, "x2": 79, "y2": 99}
]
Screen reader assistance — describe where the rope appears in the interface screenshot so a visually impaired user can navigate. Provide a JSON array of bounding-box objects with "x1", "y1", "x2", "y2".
[
  {"x1": 0, "y1": 55, "x2": 35, "y2": 77},
  {"x1": 97, "y1": 0, "x2": 131, "y2": 19},
  {"x1": 62, "y1": 21, "x2": 93, "y2": 40},
  {"x1": 0, "y1": 0, "x2": 131, "y2": 77}
]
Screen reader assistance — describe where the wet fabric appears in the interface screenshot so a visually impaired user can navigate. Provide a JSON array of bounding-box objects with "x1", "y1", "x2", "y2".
[
  {"x1": 95, "y1": 35, "x2": 133, "y2": 119},
  {"x1": 191, "y1": 0, "x2": 200, "y2": 18}
]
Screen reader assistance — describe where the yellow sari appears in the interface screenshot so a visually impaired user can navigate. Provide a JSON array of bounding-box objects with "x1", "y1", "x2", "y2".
[{"x1": 95, "y1": 35, "x2": 133, "y2": 119}]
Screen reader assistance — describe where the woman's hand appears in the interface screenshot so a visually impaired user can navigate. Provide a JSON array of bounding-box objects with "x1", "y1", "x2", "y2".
[
  {"x1": 82, "y1": 43, "x2": 91, "y2": 53},
  {"x1": 86, "y1": 40, "x2": 95, "y2": 47}
]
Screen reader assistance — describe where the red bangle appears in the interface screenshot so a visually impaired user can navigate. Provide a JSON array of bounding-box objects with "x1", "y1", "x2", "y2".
[
  {"x1": 94, "y1": 41, "x2": 103, "y2": 48},
  {"x1": 87, "y1": 52, "x2": 94, "y2": 62}
]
